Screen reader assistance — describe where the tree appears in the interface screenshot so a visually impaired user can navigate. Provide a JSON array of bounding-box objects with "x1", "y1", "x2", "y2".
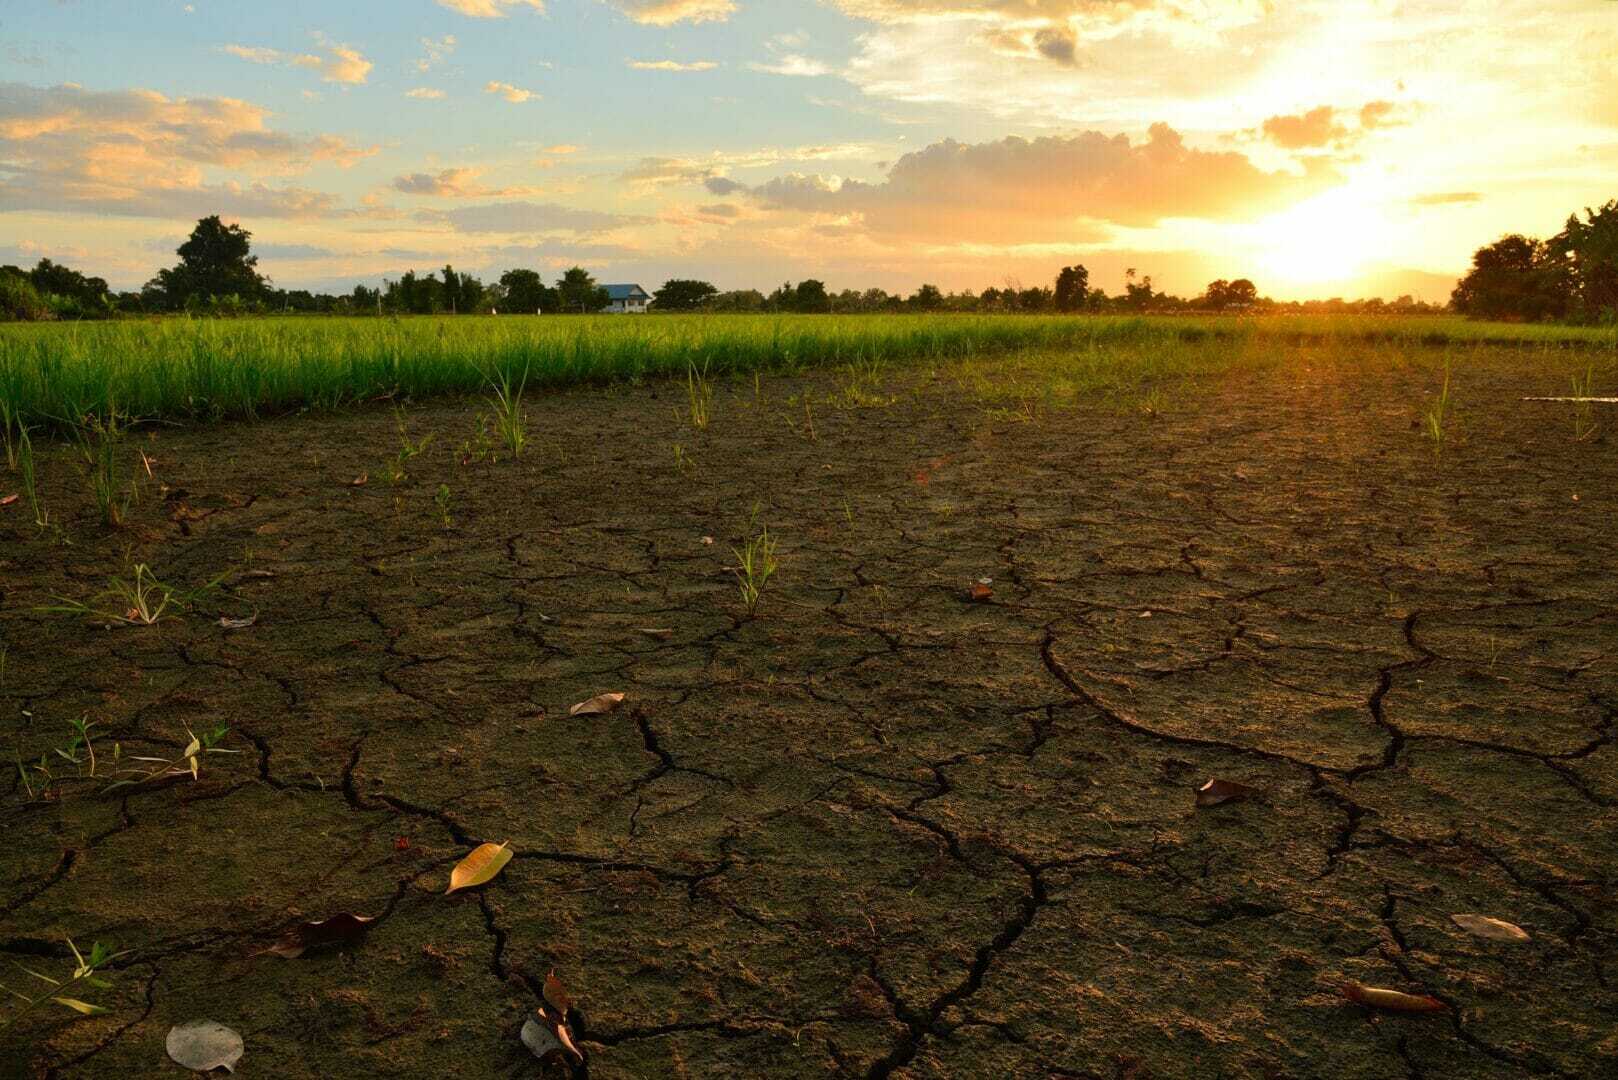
[
  {"x1": 146, "y1": 216, "x2": 268, "y2": 309},
  {"x1": 909, "y1": 283, "x2": 943, "y2": 311},
  {"x1": 1053, "y1": 264, "x2": 1090, "y2": 312},
  {"x1": 1450, "y1": 234, "x2": 1567, "y2": 321},
  {"x1": 1122, "y1": 268, "x2": 1156, "y2": 312},
  {"x1": 793, "y1": 279, "x2": 830, "y2": 313},
  {"x1": 1549, "y1": 201, "x2": 1618, "y2": 322},
  {"x1": 442, "y1": 264, "x2": 463, "y2": 314},
  {"x1": 556, "y1": 267, "x2": 609, "y2": 313},
  {"x1": 652, "y1": 279, "x2": 719, "y2": 311},
  {"x1": 1202, "y1": 278, "x2": 1258, "y2": 310},
  {"x1": 499, "y1": 269, "x2": 556, "y2": 313}
]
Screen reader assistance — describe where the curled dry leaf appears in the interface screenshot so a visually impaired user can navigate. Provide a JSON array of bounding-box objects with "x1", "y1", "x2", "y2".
[
  {"x1": 51, "y1": 997, "x2": 105, "y2": 1015},
  {"x1": 1195, "y1": 778, "x2": 1259, "y2": 808},
  {"x1": 1451, "y1": 914, "x2": 1531, "y2": 943},
  {"x1": 967, "y1": 583, "x2": 993, "y2": 603},
  {"x1": 446, "y1": 841, "x2": 513, "y2": 894},
  {"x1": 351, "y1": 474, "x2": 368, "y2": 487},
  {"x1": 700, "y1": 535, "x2": 714, "y2": 545},
  {"x1": 0, "y1": 493, "x2": 18, "y2": 508},
  {"x1": 636, "y1": 627, "x2": 674, "y2": 640},
  {"x1": 166, "y1": 1020, "x2": 245, "y2": 1073},
  {"x1": 1341, "y1": 983, "x2": 1447, "y2": 1013},
  {"x1": 258, "y1": 912, "x2": 375, "y2": 958},
  {"x1": 521, "y1": 1003, "x2": 584, "y2": 1064},
  {"x1": 570, "y1": 692, "x2": 625, "y2": 716},
  {"x1": 218, "y1": 614, "x2": 258, "y2": 631}
]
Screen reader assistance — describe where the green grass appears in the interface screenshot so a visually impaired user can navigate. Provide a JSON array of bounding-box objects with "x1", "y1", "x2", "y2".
[{"x1": 1, "y1": 313, "x2": 1614, "y2": 434}]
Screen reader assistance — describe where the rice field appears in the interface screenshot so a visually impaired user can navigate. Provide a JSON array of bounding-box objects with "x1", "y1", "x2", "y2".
[{"x1": 2, "y1": 313, "x2": 1614, "y2": 432}]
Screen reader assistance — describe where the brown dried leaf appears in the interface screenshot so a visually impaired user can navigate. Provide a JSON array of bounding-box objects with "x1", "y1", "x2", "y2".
[
  {"x1": 0, "y1": 494, "x2": 18, "y2": 508},
  {"x1": 351, "y1": 474, "x2": 368, "y2": 487},
  {"x1": 636, "y1": 627, "x2": 674, "y2": 640},
  {"x1": 259, "y1": 912, "x2": 376, "y2": 958},
  {"x1": 218, "y1": 614, "x2": 258, "y2": 631},
  {"x1": 446, "y1": 841, "x2": 513, "y2": 894},
  {"x1": 570, "y1": 692, "x2": 625, "y2": 716},
  {"x1": 1341, "y1": 982, "x2": 1447, "y2": 1013},
  {"x1": 543, "y1": 969, "x2": 572, "y2": 1015},
  {"x1": 967, "y1": 583, "x2": 993, "y2": 603},
  {"x1": 1451, "y1": 914, "x2": 1531, "y2": 943},
  {"x1": 1195, "y1": 778, "x2": 1259, "y2": 808}
]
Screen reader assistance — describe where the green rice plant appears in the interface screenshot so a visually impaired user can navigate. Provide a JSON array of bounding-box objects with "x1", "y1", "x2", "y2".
[
  {"x1": 672, "y1": 442, "x2": 693, "y2": 476},
  {"x1": 489, "y1": 366, "x2": 529, "y2": 459},
  {"x1": 0, "y1": 398, "x2": 16, "y2": 471},
  {"x1": 686, "y1": 362, "x2": 713, "y2": 430},
  {"x1": 0, "y1": 938, "x2": 124, "y2": 1030},
  {"x1": 42, "y1": 563, "x2": 228, "y2": 626},
  {"x1": 68, "y1": 410, "x2": 137, "y2": 527},
  {"x1": 17, "y1": 425, "x2": 44, "y2": 527},
  {"x1": 387, "y1": 412, "x2": 433, "y2": 486},
  {"x1": 1423, "y1": 362, "x2": 1453, "y2": 456},
  {"x1": 104, "y1": 723, "x2": 235, "y2": 790},
  {"x1": 460, "y1": 412, "x2": 497, "y2": 465},
  {"x1": 434, "y1": 483, "x2": 453, "y2": 527},
  {"x1": 732, "y1": 525, "x2": 779, "y2": 616},
  {"x1": 1571, "y1": 364, "x2": 1598, "y2": 441}
]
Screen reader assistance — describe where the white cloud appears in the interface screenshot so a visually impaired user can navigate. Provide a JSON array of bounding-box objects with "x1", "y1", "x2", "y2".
[
  {"x1": 406, "y1": 87, "x2": 447, "y2": 100},
  {"x1": 485, "y1": 81, "x2": 537, "y2": 103},
  {"x1": 748, "y1": 55, "x2": 833, "y2": 77},
  {"x1": 602, "y1": 0, "x2": 735, "y2": 25},
  {"x1": 417, "y1": 35, "x2": 456, "y2": 73},
  {"x1": 436, "y1": 0, "x2": 544, "y2": 17},
  {"x1": 629, "y1": 60, "x2": 719, "y2": 72},
  {"x1": 221, "y1": 41, "x2": 373, "y2": 85}
]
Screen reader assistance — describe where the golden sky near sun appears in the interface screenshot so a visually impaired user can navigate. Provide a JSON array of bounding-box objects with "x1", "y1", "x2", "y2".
[{"x1": 2, "y1": 0, "x2": 1615, "y2": 300}]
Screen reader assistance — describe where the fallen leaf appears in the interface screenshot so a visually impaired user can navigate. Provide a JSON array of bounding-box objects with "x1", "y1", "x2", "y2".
[
  {"x1": 239, "y1": 569, "x2": 277, "y2": 580},
  {"x1": 967, "y1": 583, "x2": 993, "y2": 603},
  {"x1": 0, "y1": 494, "x2": 18, "y2": 507},
  {"x1": 218, "y1": 614, "x2": 257, "y2": 631},
  {"x1": 1195, "y1": 778, "x2": 1259, "y2": 808},
  {"x1": 543, "y1": 969, "x2": 572, "y2": 1014},
  {"x1": 1341, "y1": 982, "x2": 1447, "y2": 1013},
  {"x1": 1451, "y1": 914, "x2": 1531, "y2": 943},
  {"x1": 637, "y1": 627, "x2": 674, "y2": 640},
  {"x1": 258, "y1": 913, "x2": 375, "y2": 958},
  {"x1": 351, "y1": 474, "x2": 368, "y2": 487},
  {"x1": 446, "y1": 841, "x2": 513, "y2": 894},
  {"x1": 167, "y1": 1020, "x2": 245, "y2": 1073},
  {"x1": 570, "y1": 692, "x2": 625, "y2": 716},
  {"x1": 51, "y1": 997, "x2": 105, "y2": 1015},
  {"x1": 394, "y1": 836, "x2": 411, "y2": 852},
  {"x1": 700, "y1": 535, "x2": 714, "y2": 545}
]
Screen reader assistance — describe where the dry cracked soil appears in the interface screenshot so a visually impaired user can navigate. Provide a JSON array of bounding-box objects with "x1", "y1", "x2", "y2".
[{"x1": 1, "y1": 344, "x2": 1615, "y2": 1079}]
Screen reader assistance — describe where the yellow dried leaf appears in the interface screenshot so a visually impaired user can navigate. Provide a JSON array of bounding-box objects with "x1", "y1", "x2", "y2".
[
  {"x1": 570, "y1": 692, "x2": 625, "y2": 716},
  {"x1": 1451, "y1": 914, "x2": 1531, "y2": 943},
  {"x1": 1341, "y1": 982, "x2": 1446, "y2": 1013},
  {"x1": 52, "y1": 996, "x2": 106, "y2": 1015},
  {"x1": 446, "y1": 841, "x2": 513, "y2": 894}
]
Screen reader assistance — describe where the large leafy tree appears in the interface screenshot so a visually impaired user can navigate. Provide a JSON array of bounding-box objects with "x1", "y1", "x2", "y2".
[
  {"x1": 1549, "y1": 201, "x2": 1618, "y2": 321},
  {"x1": 498, "y1": 269, "x2": 557, "y2": 313},
  {"x1": 1449, "y1": 234, "x2": 1568, "y2": 321},
  {"x1": 651, "y1": 279, "x2": 718, "y2": 311},
  {"x1": 555, "y1": 267, "x2": 609, "y2": 313},
  {"x1": 145, "y1": 216, "x2": 269, "y2": 310},
  {"x1": 1202, "y1": 278, "x2": 1258, "y2": 310},
  {"x1": 1053, "y1": 264, "x2": 1089, "y2": 311}
]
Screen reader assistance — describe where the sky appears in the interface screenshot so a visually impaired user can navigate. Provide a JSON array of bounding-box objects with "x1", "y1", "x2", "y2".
[{"x1": 2, "y1": 0, "x2": 1616, "y2": 302}]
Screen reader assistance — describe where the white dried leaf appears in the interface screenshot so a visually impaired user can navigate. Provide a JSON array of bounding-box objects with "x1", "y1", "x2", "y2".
[{"x1": 167, "y1": 1020, "x2": 244, "y2": 1073}]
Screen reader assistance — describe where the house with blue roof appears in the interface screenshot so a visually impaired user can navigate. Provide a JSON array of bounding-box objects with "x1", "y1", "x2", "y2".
[{"x1": 603, "y1": 283, "x2": 651, "y2": 314}]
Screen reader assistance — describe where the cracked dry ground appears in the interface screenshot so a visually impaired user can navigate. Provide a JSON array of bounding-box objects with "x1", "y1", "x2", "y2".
[{"x1": 3, "y1": 344, "x2": 1616, "y2": 1079}]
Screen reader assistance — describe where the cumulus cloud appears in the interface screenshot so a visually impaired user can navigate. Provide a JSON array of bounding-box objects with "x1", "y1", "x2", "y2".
[
  {"x1": 628, "y1": 60, "x2": 719, "y2": 72},
  {"x1": 419, "y1": 200, "x2": 645, "y2": 234},
  {"x1": 406, "y1": 87, "x2": 447, "y2": 99},
  {"x1": 0, "y1": 82, "x2": 374, "y2": 219},
  {"x1": 602, "y1": 0, "x2": 736, "y2": 26},
  {"x1": 735, "y1": 124, "x2": 1338, "y2": 242},
  {"x1": 391, "y1": 167, "x2": 542, "y2": 198},
  {"x1": 222, "y1": 41, "x2": 373, "y2": 84},
  {"x1": 1261, "y1": 106, "x2": 1349, "y2": 149},
  {"x1": 437, "y1": 0, "x2": 544, "y2": 17},
  {"x1": 704, "y1": 176, "x2": 746, "y2": 195},
  {"x1": 485, "y1": 81, "x2": 537, "y2": 103}
]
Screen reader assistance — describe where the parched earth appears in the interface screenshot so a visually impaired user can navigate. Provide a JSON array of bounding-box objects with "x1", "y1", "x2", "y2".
[{"x1": 2, "y1": 344, "x2": 1615, "y2": 1078}]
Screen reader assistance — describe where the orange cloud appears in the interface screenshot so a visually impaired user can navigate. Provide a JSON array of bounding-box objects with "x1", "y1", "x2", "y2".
[{"x1": 604, "y1": 0, "x2": 735, "y2": 25}]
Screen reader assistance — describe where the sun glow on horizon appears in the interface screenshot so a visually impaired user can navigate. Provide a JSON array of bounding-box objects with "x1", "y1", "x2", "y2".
[{"x1": 1251, "y1": 186, "x2": 1396, "y2": 288}]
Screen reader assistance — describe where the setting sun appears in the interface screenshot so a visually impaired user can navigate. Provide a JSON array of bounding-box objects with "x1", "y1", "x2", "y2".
[{"x1": 1253, "y1": 187, "x2": 1395, "y2": 288}]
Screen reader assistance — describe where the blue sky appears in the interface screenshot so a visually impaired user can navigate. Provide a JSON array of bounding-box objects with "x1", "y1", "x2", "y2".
[{"x1": 4, "y1": 1, "x2": 1617, "y2": 300}]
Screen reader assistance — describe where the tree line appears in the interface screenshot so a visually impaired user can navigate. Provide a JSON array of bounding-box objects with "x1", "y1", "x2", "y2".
[
  {"x1": 4, "y1": 213, "x2": 1456, "y2": 322},
  {"x1": 1449, "y1": 200, "x2": 1617, "y2": 324}
]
